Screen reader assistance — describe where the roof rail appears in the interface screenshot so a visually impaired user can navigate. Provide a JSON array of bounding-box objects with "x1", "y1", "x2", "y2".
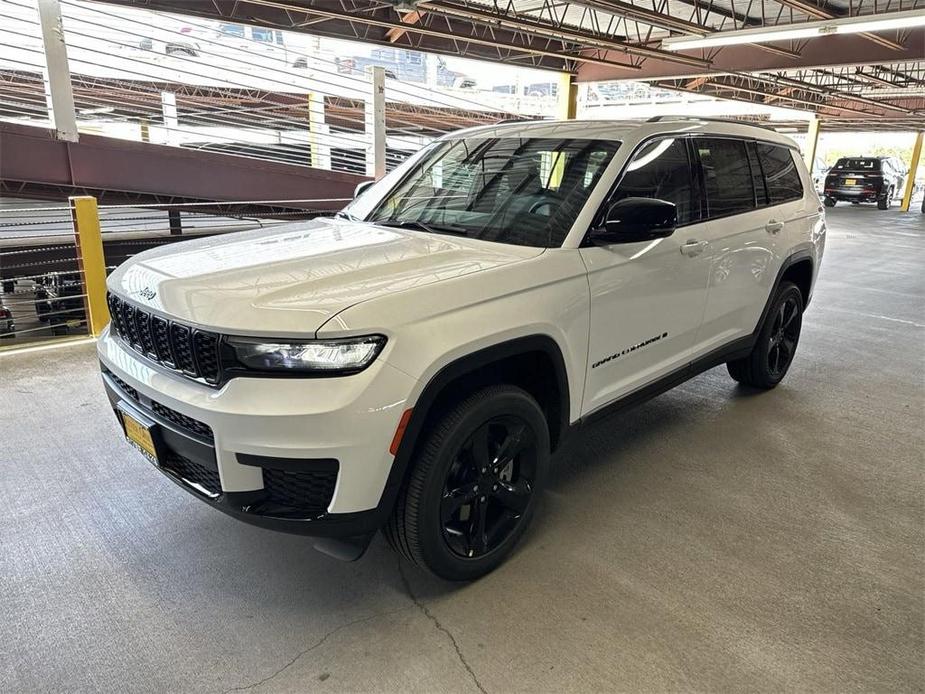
[{"x1": 646, "y1": 115, "x2": 776, "y2": 131}]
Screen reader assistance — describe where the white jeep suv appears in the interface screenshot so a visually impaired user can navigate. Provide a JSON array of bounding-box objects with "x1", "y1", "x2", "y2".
[{"x1": 99, "y1": 117, "x2": 826, "y2": 580}]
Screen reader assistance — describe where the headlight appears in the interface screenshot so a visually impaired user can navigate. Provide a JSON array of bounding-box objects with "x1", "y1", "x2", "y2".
[{"x1": 227, "y1": 335, "x2": 386, "y2": 374}]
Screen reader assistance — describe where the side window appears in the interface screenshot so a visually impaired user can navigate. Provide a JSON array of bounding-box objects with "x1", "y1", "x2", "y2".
[
  {"x1": 613, "y1": 138, "x2": 698, "y2": 225},
  {"x1": 756, "y1": 143, "x2": 803, "y2": 204},
  {"x1": 696, "y1": 138, "x2": 755, "y2": 218}
]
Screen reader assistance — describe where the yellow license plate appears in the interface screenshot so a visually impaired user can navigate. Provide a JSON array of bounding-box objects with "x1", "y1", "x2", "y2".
[
  {"x1": 123, "y1": 411, "x2": 158, "y2": 463},
  {"x1": 845, "y1": 178, "x2": 857, "y2": 185}
]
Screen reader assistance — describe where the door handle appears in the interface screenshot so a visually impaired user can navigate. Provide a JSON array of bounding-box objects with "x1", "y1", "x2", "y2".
[
  {"x1": 680, "y1": 239, "x2": 708, "y2": 257},
  {"x1": 765, "y1": 219, "x2": 784, "y2": 234}
]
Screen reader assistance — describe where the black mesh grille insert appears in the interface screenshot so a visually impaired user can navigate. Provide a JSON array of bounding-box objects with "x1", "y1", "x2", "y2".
[
  {"x1": 104, "y1": 368, "x2": 139, "y2": 402},
  {"x1": 262, "y1": 468, "x2": 337, "y2": 514},
  {"x1": 170, "y1": 324, "x2": 195, "y2": 374},
  {"x1": 107, "y1": 293, "x2": 221, "y2": 384},
  {"x1": 151, "y1": 316, "x2": 174, "y2": 366},
  {"x1": 151, "y1": 401, "x2": 213, "y2": 440},
  {"x1": 161, "y1": 452, "x2": 221, "y2": 497},
  {"x1": 193, "y1": 331, "x2": 219, "y2": 383},
  {"x1": 136, "y1": 310, "x2": 155, "y2": 357}
]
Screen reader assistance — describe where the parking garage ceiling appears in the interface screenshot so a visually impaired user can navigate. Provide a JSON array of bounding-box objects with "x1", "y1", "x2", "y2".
[{"x1": 94, "y1": 0, "x2": 924, "y2": 129}]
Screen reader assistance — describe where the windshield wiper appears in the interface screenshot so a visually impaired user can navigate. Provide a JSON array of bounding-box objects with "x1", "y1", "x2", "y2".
[
  {"x1": 335, "y1": 210, "x2": 359, "y2": 221},
  {"x1": 375, "y1": 219, "x2": 469, "y2": 237}
]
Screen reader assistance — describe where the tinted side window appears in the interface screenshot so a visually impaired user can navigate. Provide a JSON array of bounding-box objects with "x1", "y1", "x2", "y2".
[
  {"x1": 697, "y1": 138, "x2": 755, "y2": 218},
  {"x1": 756, "y1": 143, "x2": 803, "y2": 204},
  {"x1": 613, "y1": 138, "x2": 698, "y2": 225}
]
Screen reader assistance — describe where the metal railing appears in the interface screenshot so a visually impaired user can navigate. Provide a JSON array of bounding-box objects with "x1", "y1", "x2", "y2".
[
  {"x1": 1, "y1": 0, "x2": 551, "y2": 176},
  {"x1": 0, "y1": 194, "x2": 350, "y2": 348}
]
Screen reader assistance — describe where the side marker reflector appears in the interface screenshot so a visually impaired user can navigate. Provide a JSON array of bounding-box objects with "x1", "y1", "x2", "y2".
[{"x1": 389, "y1": 408, "x2": 413, "y2": 456}]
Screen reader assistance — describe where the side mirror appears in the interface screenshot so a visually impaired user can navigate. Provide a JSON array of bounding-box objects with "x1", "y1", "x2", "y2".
[
  {"x1": 354, "y1": 180, "x2": 375, "y2": 198},
  {"x1": 590, "y1": 197, "x2": 677, "y2": 245}
]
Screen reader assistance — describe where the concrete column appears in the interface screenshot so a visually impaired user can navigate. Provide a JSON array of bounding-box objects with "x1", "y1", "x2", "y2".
[
  {"x1": 308, "y1": 91, "x2": 331, "y2": 170},
  {"x1": 161, "y1": 91, "x2": 178, "y2": 146},
  {"x1": 365, "y1": 66, "x2": 386, "y2": 179},
  {"x1": 899, "y1": 131, "x2": 923, "y2": 213},
  {"x1": 557, "y1": 72, "x2": 578, "y2": 120},
  {"x1": 37, "y1": 0, "x2": 78, "y2": 142},
  {"x1": 802, "y1": 116, "x2": 820, "y2": 171}
]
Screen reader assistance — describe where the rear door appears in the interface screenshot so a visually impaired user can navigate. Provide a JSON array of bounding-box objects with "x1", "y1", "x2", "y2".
[{"x1": 693, "y1": 138, "x2": 807, "y2": 353}]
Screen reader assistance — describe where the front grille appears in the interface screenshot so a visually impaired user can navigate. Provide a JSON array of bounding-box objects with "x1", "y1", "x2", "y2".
[
  {"x1": 263, "y1": 467, "x2": 337, "y2": 514},
  {"x1": 108, "y1": 293, "x2": 221, "y2": 384},
  {"x1": 161, "y1": 452, "x2": 222, "y2": 497}
]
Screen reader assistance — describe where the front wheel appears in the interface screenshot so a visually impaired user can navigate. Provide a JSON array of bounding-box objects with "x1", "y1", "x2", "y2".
[
  {"x1": 727, "y1": 281, "x2": 804, "y2": 389},
  {"x1": 384, "y1": 385, "x2": 550, "y2": 580}
]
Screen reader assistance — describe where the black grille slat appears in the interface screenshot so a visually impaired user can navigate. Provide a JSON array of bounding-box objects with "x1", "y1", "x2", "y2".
[
  {"x1": 151, "y1": 316, "x2": 174, "y2": 366},
  {"x1": 193, "y1": 332, "x2": 220, "y2": 384},
  {"x1": 107, "y1": 293, "x2": 222, "y2": 386},
  {"x1": 136, "y1": 310, "x2": 156, "y2": 357},
  {"x1": 122, "y1": 303, "x2": 139, "y2": 348},
  {"x1": 170, "y1": 324, "x2": 196, "y2": 375},
  {"x1": 263, "y1": 468, "x2": 337, "y2": 514}
]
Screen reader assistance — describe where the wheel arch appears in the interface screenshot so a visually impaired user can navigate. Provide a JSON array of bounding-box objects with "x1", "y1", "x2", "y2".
[
  {"x1": 376, "y1": 335, "x2": 571, "y2": 522},
  {"x1": 753, "y1": 250, "x2": 814, "y2": 337}
]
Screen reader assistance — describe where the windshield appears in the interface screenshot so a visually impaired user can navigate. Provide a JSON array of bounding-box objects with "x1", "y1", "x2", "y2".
[
  {"x1": 362, "y1": 137, "x2": 621, "y2": 248},
  {"x1": 832, "y1": 158, "x2": 880, "y2": 171}
]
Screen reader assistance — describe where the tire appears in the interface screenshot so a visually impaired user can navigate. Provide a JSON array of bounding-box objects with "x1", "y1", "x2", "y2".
[
  {"x1": 877, "y1": 187, "x2": 893, "y2": 210},
  {"x1": 823, "y1": 197, "x2": 836, "y2": 208},
  {"x1": 384, "y1": 384, "x2": 550, "y2": 581},
  {"x1": 727, "y1": 281, "x2": 804, "y2": 390}
]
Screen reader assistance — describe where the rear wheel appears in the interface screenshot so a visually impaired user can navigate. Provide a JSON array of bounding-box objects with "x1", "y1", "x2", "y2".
[
  {"x1": 823, "y1": 197, "x2": 836, "y2": 208},
  {"x1": 877, "y1": 187, "x2": 893, "y2": 210},
  {"x1": 384, "y1": 385, "x2": 549, "y2": 580},
  {"x1": 727, "y1": 282, "x2": 803, "y2": 389}
]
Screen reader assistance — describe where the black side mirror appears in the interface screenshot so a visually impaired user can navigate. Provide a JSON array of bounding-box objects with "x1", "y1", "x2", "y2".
[
  {"x1": 354, "y1": 180, "x2": 375, "y2": 198},
  {"x1": 590, "y1": 197, "x2": 677, "y2": 245}
]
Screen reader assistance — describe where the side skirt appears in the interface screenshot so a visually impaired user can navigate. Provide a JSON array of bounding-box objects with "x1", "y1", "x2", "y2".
[{"x1": 577, "y1": 335, "x2": 754, "y2": 429}]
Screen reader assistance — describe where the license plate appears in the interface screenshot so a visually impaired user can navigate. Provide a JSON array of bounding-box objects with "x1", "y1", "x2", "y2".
[
  {"x1": 845, "y1": 178, "x2": 857, "y2": 185},
  {"x1": 121, "y1": 408, "x2": 159, "y2": 464}
]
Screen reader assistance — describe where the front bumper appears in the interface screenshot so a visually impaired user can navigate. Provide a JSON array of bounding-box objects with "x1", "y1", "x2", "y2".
[{"x1": 98, "y1": 328, "x2": 418, "y2": 539}]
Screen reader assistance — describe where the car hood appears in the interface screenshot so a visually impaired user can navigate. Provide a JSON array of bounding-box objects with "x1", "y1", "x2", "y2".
[{"x1": 108, "y1": 218, "x2": 542, "y2": 336}]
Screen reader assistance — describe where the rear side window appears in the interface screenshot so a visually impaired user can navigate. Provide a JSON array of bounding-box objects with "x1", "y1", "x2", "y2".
[
  {"x1": 756, "y1": 143, "x2": 803, "y2": 204},
  {"x1": 697, "y1": 138, "x2": 755, "y2": 218},
  {"x1": 613, "y1": 138, "x2": 699, "y2": 225}
]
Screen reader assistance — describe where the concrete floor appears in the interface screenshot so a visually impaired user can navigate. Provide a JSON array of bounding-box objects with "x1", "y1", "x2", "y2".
[{"x1": 1, "y1": 206, "x2": 923, "y2": 693}]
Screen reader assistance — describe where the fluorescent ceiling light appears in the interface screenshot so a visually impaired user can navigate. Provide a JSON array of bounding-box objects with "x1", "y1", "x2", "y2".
[{"x1": 662, "y1": 8, "x2": 925, "y2": 51}]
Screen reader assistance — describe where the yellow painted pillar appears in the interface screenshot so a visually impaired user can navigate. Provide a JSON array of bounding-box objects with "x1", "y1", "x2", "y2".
[
  {"x1": 557, "y1": 72, "x2": 578, "y2": 120},
  {"x1": 899, "y1": 131, "x2": 923, "y2": 212},
  {"x1": 69, "y1": 195, "x2": 110, "y2": 336},
  {"x1": 803, "y1": 117, "x2": 820, "y2": 171}
]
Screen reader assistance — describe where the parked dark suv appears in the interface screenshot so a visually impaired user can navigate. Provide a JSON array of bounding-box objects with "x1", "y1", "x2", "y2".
[{"x1": 823, "y1": 156, "x2": 906, "y2": 209}]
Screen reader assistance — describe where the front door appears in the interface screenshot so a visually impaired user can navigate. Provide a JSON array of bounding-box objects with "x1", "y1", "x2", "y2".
[{"x1": 580, "y1": 136, "x2": 712, "y2": 415}]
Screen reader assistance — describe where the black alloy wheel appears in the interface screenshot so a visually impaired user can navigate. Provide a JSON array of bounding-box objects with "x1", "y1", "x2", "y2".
[
  {"x1": 384, "y1": 384, "x2": 550, "y2": 580},
  {"x1": 766, "y1": 294, "x2": 801, "y2": 380},
  {"x1": 726, "y1": 281, "x2": 804, "y2": 389},
  {"x1": 440, "y1": 416, "x2": 537, "y2": 559}
]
